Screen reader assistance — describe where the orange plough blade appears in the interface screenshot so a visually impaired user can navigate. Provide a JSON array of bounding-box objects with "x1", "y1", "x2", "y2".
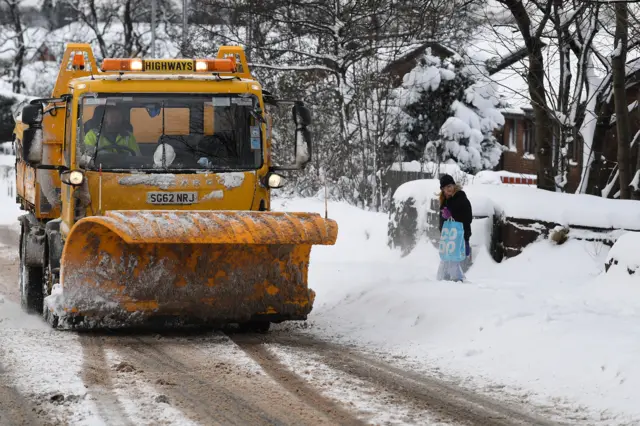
[{"x1": 47, "y1": 210, "x2": 338, "y2": 328}]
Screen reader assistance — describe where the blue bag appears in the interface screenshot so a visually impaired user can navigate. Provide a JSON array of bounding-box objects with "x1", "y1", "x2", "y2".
[{"x1": 438, "y1": 219, "x2": 466, "y2": 262}]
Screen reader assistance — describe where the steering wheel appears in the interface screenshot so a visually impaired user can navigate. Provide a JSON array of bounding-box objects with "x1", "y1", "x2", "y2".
[{"x1": 96, "y1": 144, "x2": 137, "y2": 156}]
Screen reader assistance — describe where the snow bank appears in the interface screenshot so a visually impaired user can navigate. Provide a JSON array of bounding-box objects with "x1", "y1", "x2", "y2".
[
  {"x1": 605, "y1": 232, "x2": 640, "y2": 277},
  {"x1": 394, "y1": 178, "x2": 640, "y2": 230},
  {"x1": 274, "y1": 195, "x2": 640, "y2": 424},
  {"x1": 0, "y1": 155, "x2": 21, "y2": 227}
]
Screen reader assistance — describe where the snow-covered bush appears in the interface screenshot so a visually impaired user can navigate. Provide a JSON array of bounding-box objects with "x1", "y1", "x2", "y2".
[
  {"x1": 550, "y1": 226, "x2": 570, "y2": 245},
  {"x1": 389, "y1": 51, "x2": 506, "y2": 174},
  {"x1": 605, "y1": 232, "x2": 640, "y2": 277}
]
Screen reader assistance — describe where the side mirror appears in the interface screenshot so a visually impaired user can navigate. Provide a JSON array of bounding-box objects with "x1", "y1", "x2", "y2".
[
  {"x1": 271, "y1": 101, "x2": 313, "y2": 171},
  {"x1": 295, "y1": 127, "x2": 312, "y2": 168},
  {"x1": 22, "y1": 104, "x2": 43, "y2": 127},
  {"x1": 292, "y1": 103, "x2": 312, "y2": 168},
  {"x1": 22, "y1": 128, "x2": 43, "y2": 164},
  {"x1": 292, "y1": 103, "x2": 312, "y2": 127}
]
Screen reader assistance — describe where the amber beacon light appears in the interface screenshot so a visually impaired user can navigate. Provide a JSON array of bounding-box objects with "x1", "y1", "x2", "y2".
[{"x1": 100, "y1": 57, "x2": 237, "y2": 73}]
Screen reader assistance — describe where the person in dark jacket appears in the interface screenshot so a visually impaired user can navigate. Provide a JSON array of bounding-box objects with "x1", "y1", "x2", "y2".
[{"x1": 438, "y1": 174, "x2": 473, "y2": 258}]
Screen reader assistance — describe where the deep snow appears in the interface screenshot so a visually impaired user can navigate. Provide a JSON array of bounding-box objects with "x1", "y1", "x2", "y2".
[{"x1": 273, "y1": 197, "x2": 640, "y2": 425}]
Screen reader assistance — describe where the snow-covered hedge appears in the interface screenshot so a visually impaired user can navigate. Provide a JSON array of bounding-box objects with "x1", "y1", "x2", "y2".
[
  {"x1": 605, "y1": 232, "x2": 640, "y2": 277},
  {"x1": 395, "y1": 178, "x2": 640, "y2": 229},
  {"x1": 388, "y1": 176, "x2": 640, "y2": 259}
]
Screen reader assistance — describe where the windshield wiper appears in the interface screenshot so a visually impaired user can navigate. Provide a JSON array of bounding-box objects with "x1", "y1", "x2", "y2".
[{"x1": 89, "y1": 104, "x2": 107, "y2": 166}]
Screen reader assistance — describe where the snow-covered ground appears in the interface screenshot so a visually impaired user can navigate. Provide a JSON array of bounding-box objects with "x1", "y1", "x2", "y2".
[
  {"x1": 273, "y1": 196, "x2": 640, "y2": 425},
  {"x1": 0, "y1": 154, "x2": 21, "y2": 228},
  {"x1": 1, "y1": 155, "x2": 640, "y2": 424}
]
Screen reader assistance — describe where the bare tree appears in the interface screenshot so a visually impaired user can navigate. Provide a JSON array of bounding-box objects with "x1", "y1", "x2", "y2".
[
  {"x1": 497, "y1": 0, "x2": 556, "y2": 191},
  {"x1": 1, "y1": 0, "x2": 26, "y2": 94},
  {"x1": 611, "y1": 2, "x2": 632, "y2": 199}
]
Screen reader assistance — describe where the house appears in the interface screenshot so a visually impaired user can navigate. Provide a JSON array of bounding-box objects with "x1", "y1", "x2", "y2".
[
  {"x1": 30, "y1": 42, "x2": 57, "y2": 62},
  {"x1": 495, "y1": 107, "x2": 583, "y2": 192}
]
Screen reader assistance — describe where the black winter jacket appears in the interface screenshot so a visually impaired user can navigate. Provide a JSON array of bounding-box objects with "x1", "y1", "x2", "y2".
[{"x1": 438, "y1": 190, "x2": 473, "y2": 242}]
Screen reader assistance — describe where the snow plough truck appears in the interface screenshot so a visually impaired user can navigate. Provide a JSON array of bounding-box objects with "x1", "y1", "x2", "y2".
[{"x1": 12, "y1": 43, "x2": 338, "y2": 330}]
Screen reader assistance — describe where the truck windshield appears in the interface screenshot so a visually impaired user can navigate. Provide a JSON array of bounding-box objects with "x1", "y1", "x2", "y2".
[{"x1": 76, "y1": 94, "x2": 263, "y2": 172}]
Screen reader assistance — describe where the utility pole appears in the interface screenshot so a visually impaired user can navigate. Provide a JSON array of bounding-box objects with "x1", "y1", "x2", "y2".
[{"x1": 151, "y1": 0, "x2": 156, "y2": 57}]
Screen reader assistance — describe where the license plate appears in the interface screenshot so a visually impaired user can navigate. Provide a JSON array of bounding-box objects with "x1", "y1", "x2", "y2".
[{"x1": 147, "y1": 191, "x2": 198, "y2": 204}]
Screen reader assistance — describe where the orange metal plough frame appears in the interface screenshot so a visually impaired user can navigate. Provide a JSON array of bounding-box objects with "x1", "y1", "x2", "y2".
[{"x1": 54, "y1": 210, "x2": 338, "y2": 325}]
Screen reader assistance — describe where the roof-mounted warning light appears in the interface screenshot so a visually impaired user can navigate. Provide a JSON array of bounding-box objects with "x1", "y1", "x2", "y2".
[
  {"x1": 99, "y1": 57, "x2": 236, "y2": 73},
  {"x1": 101, "y1": 58, "x2": 143, "y2": 72},
  {"x1": 72, "y1": 52, "x2": 86, "y2": 70},
  {"x1": 194, "y1": 58, "x2": 237, "y2": 72}
]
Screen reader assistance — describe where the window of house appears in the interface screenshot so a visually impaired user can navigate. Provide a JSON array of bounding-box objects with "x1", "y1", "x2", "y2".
[
  {"x1": 523, "y1": 120, "x2": 535, "y2": 157},
  {"x1": 569, "y1": 136, "x2": 579, "y2": 165},
  {"x1": 507, "y1": 119, "x2": 516, "y2": 151}
]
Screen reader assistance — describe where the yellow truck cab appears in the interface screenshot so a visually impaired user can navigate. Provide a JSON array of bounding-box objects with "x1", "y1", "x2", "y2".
[{"x1": 14, "y1": 44, "x2": 337, "y2": 330}]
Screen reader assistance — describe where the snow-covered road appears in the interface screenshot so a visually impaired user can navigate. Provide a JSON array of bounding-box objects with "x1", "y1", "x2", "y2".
[{"x1": 0, "y1": 229, "x2": 554, "y2": 425}]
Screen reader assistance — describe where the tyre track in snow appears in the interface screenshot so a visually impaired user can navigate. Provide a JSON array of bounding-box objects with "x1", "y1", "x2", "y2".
[
  {"x1": 0, "y1": 227, "x2": 44, "y2": 426},
  {"x1": 229, "y1": 334, "x2": 366, "y2": 426},
  {"x1": 104, "y1": 333, "x2": 352, "y2": 425},
  {"x1": 0, "y1": 367, "x2": 42, "y2": 426},
  {"x1": 78, "y1": 335, "x2": 134, "y2": 426},
  {"x1": 230, "y1": 332, "x2": 564, "y2": 426}
]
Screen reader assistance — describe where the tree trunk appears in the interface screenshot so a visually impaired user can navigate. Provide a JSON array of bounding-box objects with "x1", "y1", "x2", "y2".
[
  {"x1": 529, "y1": 43, "x2": 555, "y2": 191},
  {"x1": 612, "y1": 2, "x2": 631, "y2": 199},
  {"x1": 123, "y1": 0, "x2": 134, "y2": 57},
  {"x1": 501, "y1": 0, "x2": 555, "y2": 191},
  {"x1": 7, "y1": 0, "x2": 25, "y2": 94}
]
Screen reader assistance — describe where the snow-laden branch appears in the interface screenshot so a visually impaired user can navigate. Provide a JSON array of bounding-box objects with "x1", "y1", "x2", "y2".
[{"x1": 249, "y1": 62, "x2": 335, "y2": 73}]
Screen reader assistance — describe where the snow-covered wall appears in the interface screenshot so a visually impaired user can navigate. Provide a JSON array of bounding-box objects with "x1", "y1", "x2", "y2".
[{"x1": 389, "y1": 177, "x2": 640, "y2": 259}]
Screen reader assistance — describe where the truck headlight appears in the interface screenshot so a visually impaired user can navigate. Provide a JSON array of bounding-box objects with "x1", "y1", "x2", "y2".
[
  {"x1": 61, "y1": 169, "x2": 85, "y2": 186},
  {"x1": 69, "y1": 170, "x2": 84, "y2": 185},
  {"x1": 267, "y1": 173, "x2": 284, "y2": 189}
]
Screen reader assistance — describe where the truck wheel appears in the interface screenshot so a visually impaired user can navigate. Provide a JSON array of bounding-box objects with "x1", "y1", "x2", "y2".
[{"x1": 19, "y1": 228, "x2": 44, "y2": 314}]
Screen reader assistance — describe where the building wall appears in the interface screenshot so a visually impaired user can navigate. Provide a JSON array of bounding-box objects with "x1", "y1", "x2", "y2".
[
  {"x1": 498, "y1": 114, "x2": 584, "y2": 192},
  {"x1": 500, "y1": 115, "x2": 538, "y2": 175}
]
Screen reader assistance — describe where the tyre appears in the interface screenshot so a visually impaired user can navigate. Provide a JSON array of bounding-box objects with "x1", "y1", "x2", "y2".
[{"x1": 19, "y1": 226, "x2": 44, "y2": 314}]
